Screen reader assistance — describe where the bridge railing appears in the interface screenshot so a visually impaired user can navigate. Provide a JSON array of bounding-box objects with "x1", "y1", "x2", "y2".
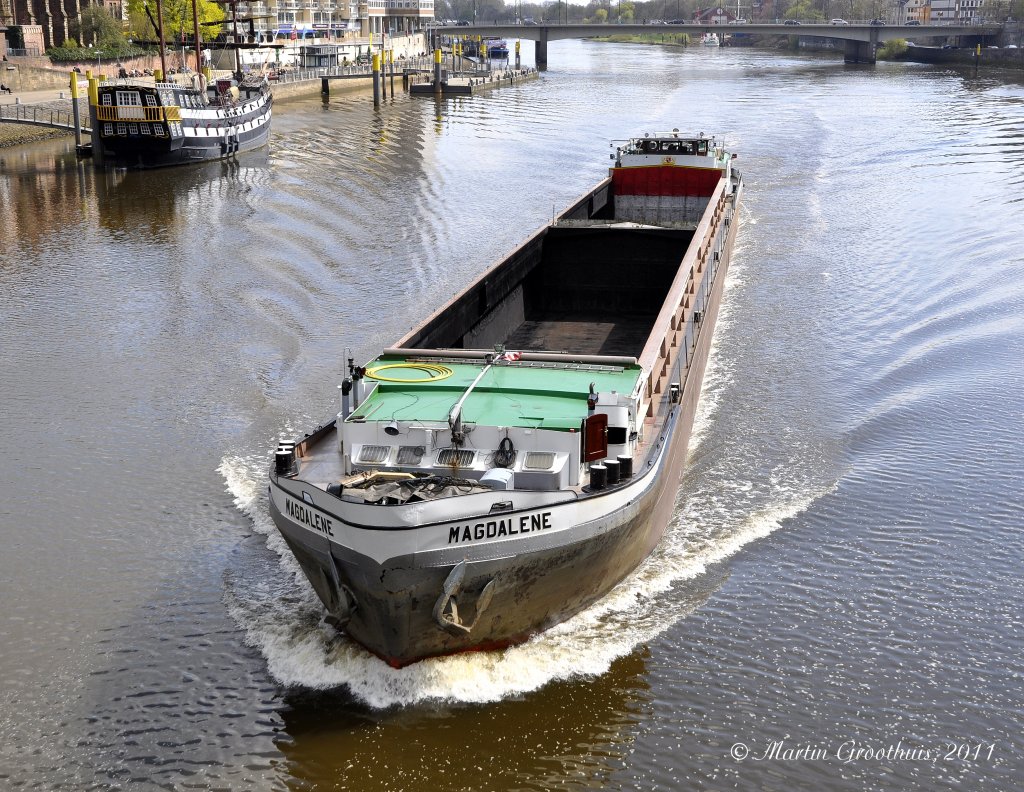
[{"x1": 0, "y1": 102, "x2": 91, "y2": 131}]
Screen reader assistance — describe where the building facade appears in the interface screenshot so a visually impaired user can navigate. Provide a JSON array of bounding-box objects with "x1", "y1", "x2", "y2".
[{"x1": 2, "y1": 0, "x2": 432, "y2": 52}]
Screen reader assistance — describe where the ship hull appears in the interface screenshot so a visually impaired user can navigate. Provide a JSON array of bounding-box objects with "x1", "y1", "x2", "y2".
[
  {"x1": 268, "y1": 160, "x2": 742, "y2": 666},
  {"x1": 100, "y1": 120, "x2": 271, "y2": 167}
]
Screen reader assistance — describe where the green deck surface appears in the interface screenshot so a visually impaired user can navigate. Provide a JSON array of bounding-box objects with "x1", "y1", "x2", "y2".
[{"x1": 349, "y1": 357, "x2": 643, "y2": 431}]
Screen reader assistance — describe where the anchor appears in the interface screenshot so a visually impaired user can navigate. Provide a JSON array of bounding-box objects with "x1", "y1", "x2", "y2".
[
  {"x1": 432, "y1": 559, "x2": 496, "y2": 635},
  {"x1": 323, "y1": 582, "x2": 357, "y2": 631},
  {"x1": 323, "y1": 555, "x2": 357, "y2": 631}
]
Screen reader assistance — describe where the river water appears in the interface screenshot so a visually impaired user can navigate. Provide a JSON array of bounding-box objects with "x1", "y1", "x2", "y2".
[{"x1": 1, "y1": 40, "x2": 1023, "y2": 791}]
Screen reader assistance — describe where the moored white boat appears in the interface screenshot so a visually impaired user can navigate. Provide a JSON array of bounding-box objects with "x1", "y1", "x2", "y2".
[{"x1": 268, "y1": 131, "x2": 743, "y2": 667}]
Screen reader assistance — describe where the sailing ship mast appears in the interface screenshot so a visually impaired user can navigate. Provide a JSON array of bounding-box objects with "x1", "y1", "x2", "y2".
[
  {"x1": 192, "y1": 0, "x2": 203, "y2": 75},
  {"x1": 154, "y1": 0, "x2": 168, "y2": 78}
]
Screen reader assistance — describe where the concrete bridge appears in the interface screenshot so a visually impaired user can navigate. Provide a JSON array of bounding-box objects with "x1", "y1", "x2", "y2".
[{"x1": 435, "y1": 22, "x2": 999, "y2": 65}]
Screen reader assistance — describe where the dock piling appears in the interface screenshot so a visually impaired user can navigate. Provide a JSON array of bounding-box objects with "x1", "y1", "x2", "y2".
[
  {"x1": 372, "y1": 52, "x2": 381, "y2": 106},
  {"x1": 69, "y1": 71, "x2": 82, "y2": 149}
]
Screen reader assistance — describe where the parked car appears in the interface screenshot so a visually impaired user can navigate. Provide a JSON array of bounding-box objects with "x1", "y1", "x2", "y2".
[
  {"x1": 830, "y1": 18, "x2": 848, "y2": 24},
  {"x1": 784, "y1": 19, "x2": 801, "y2": 25}
]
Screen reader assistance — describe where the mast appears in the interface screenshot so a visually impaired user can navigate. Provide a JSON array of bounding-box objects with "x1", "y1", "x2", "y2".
[
  {"x1": 231, "y1": 0, "x2": 241, "y2": 78},
  {"x1": 192, "y1": 0, "x2": 203, "y2": 75},
  {"x1": 155, "y1": 0, "x2": 168, "y2": 79}
]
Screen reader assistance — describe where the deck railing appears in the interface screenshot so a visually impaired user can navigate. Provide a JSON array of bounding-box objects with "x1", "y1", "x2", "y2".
[{"x1": 95, "y1": 105, "x2": 181, "y2": 122}]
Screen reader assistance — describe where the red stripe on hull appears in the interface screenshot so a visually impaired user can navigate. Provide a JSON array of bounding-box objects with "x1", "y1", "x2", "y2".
[{"x1": 612, "y1": 165, "x2": 722, "y2": 197}]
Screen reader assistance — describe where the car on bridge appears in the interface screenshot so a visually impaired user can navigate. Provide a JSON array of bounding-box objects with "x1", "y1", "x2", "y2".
[
  {"x1": 906, "y1": 20, "x2": 921, "y2": 25},
  {"x1": 784, "y1": 19, "x2": 801, "y2": 25},
  {"x1": 870, "y1": 18, "x2": 886, "y2": 25},
  {"x1": 830, "y1": 18, "x2": 848, "y2": 25}
]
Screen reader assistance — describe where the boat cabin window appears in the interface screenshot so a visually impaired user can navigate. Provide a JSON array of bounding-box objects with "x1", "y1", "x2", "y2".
[
  {"x1": 145, "y1": 94, "x2": 158, "y2": 107},
  {"x1": 116, "y1": 91, "x2": 141, "y2": 107},
  {"x1": 101, "y1": 93, "x2": 112, "y2": 106},
  {"x1": 696, "y1": 141, "x2": 708, "y2": 154}
]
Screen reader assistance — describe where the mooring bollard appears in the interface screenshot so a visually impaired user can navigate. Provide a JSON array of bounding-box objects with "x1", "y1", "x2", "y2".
[
  {"x1": 69, "y1": 71, "x2": 82, "y2": 149},
  {"x1": 372, "y1": 52, "x2": 381, "y2": 106}
]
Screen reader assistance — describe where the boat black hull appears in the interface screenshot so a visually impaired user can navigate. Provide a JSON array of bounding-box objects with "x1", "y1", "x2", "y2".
[{"x1": 101, "y1": 123, "x2": 271, "y2": 169}]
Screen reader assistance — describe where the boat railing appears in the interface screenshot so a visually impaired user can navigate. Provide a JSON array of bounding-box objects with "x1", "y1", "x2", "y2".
[
  {"x1": 637, "y1": 179, "x2": 730, "y2": 420},
  {"x1": 382, "y1": 347, "x2": 638, "y2": 369},
  {"x1": 95, "y1": 105, "x2": 181, "y2": 122}
]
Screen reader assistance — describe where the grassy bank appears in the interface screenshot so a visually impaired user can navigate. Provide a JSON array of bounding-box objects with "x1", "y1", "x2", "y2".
[{"x1": 591, "y1": 33, "x2": 692, "y2": 46}]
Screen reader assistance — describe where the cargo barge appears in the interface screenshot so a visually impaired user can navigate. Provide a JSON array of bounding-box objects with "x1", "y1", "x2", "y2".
[{"x1": 268, "y1": 132, "x2": 743, "y2": 667}]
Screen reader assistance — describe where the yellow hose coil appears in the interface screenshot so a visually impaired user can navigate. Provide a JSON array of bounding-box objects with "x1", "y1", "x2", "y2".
[{"x1": 365, "y1": 362, "x2": 454, "y2": 383}]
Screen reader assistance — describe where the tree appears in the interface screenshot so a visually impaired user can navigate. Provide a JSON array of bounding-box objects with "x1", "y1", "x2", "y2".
[
  {"x1": 595, "y1": 6, "x2": 608, "y2": 21},
  {"x1": 125, "y1": 0, "x2": 225, "y2": 41},
  {"x1": 72, "y1": 5, "x2": 125, "y2": 47},
  {"x1": 784, "y1": 0, "x2": 825, "y2": 19}
]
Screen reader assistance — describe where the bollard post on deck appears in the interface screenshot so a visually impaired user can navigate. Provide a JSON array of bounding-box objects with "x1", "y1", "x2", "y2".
[
  {"x1": 372, "y1": 52, "x2": 381, "y2": 106},
  {"x1": 515, "y1": 39, "x2": 521, "y2": 69}
]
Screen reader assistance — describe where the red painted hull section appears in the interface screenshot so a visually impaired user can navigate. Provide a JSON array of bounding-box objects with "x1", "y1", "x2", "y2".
[{"x1": 612, "y1": 165, "x2": 722, "y2": 197}]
